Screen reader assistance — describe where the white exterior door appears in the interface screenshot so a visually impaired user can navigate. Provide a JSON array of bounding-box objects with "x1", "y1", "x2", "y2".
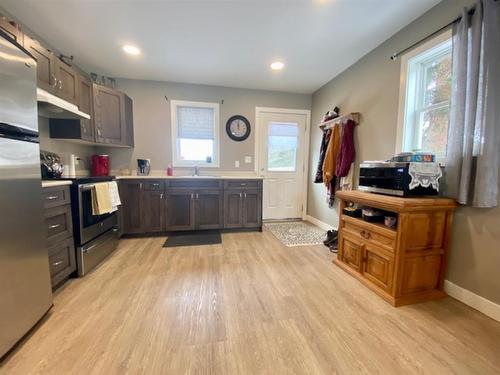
[{"x1": 257, "y1": 109, "x2": 309, "y2": 220}]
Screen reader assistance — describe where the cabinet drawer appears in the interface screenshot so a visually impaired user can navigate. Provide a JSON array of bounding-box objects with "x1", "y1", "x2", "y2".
[
  {"x1": 42, "y1": 186, "x2": 71, "y2": 208},
  {"x1": 342, "y1": 216, "x2": 396, "y2": 252},
  {"x1": 48, "y1": 237, "x2": 76, "y2": 287},
  {"x1": 143, "y1": 181, "x2": 165, "y2": 191},
  {"x1": 167, "y1": 179, "x2": 223, "y2": 190},
  {"x1": 224, "y1": 179, "x2": 262, "y2": 190},
  {"x1": 45, "y1": 205, "x2": 73, "y2": 245}
]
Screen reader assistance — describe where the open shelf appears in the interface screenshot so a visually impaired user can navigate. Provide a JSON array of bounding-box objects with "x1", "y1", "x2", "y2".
[{"x1": 341, "y1": 214, "x2": 397, "y2": 236}]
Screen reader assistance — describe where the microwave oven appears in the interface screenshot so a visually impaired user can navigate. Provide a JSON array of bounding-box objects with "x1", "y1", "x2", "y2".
[{"x1": 358, "y1": 162, "x2": 438, "y2": 197}]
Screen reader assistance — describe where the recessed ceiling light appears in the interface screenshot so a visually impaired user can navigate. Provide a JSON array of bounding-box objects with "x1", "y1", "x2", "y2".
[
  {"x1": 122, "y1": 45, "x2": 141, "y2": 55},
  {"x1": 270, "y1": 61, "x2": 285, "y2": 70}
]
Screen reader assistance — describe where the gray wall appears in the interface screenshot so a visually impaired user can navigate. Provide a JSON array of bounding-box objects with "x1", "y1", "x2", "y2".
[
  {"x1": 307, "y1": 0, "x2": 500, "y2": 305},
  {"x1": 100, "y1": 79, "x2": 311, "y2": 173}
]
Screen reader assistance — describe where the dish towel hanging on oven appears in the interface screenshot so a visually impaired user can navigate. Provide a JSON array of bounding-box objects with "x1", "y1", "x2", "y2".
[
  {"x1": 108, "y1": 181, "x2": 122, "y2": 212},
  {"x1": 91, "y1": 182, "x2": 113, "y2": 215}
]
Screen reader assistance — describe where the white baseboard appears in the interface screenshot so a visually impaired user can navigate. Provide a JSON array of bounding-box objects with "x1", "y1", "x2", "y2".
[
  {"x1": 304, "y1": 215, "x2": 337, "y2": 231},
  {"x1": 444, "y1": 280, "x2": 500, "y2": 322}
]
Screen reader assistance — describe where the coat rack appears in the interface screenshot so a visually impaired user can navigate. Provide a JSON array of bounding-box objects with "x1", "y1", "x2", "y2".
[{"x1": 318, "y1": 112, "x2": 360, "y2": 130}]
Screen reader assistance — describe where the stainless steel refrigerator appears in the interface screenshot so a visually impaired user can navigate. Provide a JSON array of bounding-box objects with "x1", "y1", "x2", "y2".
[{"x1": 0, "y1": 31, "x2": 53, "y2": 358}]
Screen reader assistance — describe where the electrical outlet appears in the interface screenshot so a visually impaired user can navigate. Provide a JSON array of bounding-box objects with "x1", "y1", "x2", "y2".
[
  {"x1": 244, "y1": 156, "x2": 252, "y2": 163},
  {"x1": 235, "y1": 160, "x2": 240, "y2": 168}
]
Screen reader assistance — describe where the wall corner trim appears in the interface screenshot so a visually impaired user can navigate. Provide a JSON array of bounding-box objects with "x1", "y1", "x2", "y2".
[
  {"x1": 444, "y1": 280, "x2": 500, "y2": 323},
  {"x1": 304, "y1": 215, "x2": 337, "y2": 231}
]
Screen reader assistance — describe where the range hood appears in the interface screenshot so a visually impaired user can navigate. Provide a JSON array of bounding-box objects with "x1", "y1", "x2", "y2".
[{"x1": 37, "y1": 88, "x2": 90, "y2": 120}]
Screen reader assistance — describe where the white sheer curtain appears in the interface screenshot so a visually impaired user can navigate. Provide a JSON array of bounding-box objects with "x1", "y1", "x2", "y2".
[{"x1": 444, "y1": 0, "x2": 500, "y2": 207}]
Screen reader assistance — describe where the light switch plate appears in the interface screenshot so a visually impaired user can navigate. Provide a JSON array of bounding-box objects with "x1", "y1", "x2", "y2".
[
  {"x1": 244, "y1": 156, "x2": 252, "y2": 163},
  {"x1": 235, "y1": 160, "x2": 240, "y2": 168}
]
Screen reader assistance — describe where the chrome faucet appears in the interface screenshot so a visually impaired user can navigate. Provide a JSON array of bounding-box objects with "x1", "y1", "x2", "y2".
[{"x1": 193, "y1": 165, "x2": 200, "y2": 176}]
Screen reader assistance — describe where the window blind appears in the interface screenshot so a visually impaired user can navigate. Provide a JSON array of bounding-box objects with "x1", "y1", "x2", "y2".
[
  {"x1": 177, "y1": 106, "x2": 214, "y2": 140},
  {"x1": 268, "y1": 122, "x2": 299, "y2": 137}
]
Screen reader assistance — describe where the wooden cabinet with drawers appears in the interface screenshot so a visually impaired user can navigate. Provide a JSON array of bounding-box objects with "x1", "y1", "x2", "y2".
[
  {"x1": 335, "y1": 191, "x2": 456, "y2": 306},
  {"x1": 42, "y1": 185, "x2": 76, "y2": 288},
  {"x1": 119, "y1": 178, "x2": 262, "y2": 235}
]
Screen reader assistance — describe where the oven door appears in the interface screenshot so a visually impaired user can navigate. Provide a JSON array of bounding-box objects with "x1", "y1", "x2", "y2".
[{"x1": 78, "y1": 184, "x2": 117, "y2": 245}]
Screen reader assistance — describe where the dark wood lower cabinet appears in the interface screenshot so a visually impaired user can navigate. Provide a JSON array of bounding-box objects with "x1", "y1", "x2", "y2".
[
  {"x1": 195, "y1": 190, "x2": 224, "y2": 230},
  {"x1": 165, "y1": 190, "x2": 195, "y2": 231},
  {"x1": 120, "y1": 179, "x2": 262, "y2": 235}
]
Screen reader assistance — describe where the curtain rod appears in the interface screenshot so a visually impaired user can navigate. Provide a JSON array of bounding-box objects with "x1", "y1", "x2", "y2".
[{"x1": 389, "y1": 3, "x2": 479, "y2": 61}]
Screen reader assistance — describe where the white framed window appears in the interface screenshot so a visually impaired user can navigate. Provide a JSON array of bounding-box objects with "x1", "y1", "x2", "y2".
[
  {"x1": 170, "y1": 100, "x2": 220, "y2": 167},
  {"x1": 396, "y1": 31, "x2": 452, "y2": 163}
]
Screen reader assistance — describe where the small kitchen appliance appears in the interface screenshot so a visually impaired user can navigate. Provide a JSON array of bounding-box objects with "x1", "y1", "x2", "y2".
[
  {"x1": 137, "y1": 159, "x2": 151, "y2": 176},
  {"x1": 91, "y1": 154, "x2": 110, "y2": 176},
  {"x1": 358, "y1": 162, "x2": 438, "y2": 197},
  {"x1": 40, "y1": 150, "x2": 64, "y2": 179}
]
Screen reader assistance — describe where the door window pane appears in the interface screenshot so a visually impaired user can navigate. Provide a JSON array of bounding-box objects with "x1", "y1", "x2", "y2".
[{"x1": 267, "y1": 122, "x2": 298, "y2": 172}]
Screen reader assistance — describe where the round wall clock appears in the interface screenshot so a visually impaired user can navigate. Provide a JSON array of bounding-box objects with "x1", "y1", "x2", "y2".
[{"x1": 226, "y1": 115, "x2": 251, "y2": 142}]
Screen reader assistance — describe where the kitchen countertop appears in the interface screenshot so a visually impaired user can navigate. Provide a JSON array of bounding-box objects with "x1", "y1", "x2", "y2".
[
  {"x1": 42, "y1": 180, "x2": 73, "y2": 188},
  {"x1": 115, "y1": 175, "x2": 263, "y2": 180}
]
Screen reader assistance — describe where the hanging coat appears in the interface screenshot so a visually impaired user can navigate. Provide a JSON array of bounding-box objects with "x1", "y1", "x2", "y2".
[
  {"x1": 314, "y1": 130, "x2": 331, "y2": 183},
  {"x1": 322, "y1": 124, "x2": 341, "y2": 186},
  {"x1": 335, "y1": 119, "x2": 356, "y2": 177}
]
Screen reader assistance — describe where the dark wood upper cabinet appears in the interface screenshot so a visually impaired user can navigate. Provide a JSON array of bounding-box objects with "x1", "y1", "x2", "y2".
[
  {"x1": 0, "y1": 16, "x2": 23, "y2": 45},
  {"x1": 78, "y1": 74, "x2": 94, "y2": 141},
  {"x1": 93, "y1": 84, "x2": 134, "y2": 147},
  {"x1": 23, "y1": 35, "x2": 57, "y2": 93},
  {"x1": 55, "y1": 60, "x2": 79, "y2": 105}
]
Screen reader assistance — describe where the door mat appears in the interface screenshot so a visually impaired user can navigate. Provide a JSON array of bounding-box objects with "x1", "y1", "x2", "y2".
[
  {"x1": 163, "y1": 230, "x2": 222, "y2": 247},
  {"x1": 264, "y1": 221, "x2": 325, "y2": 247}
]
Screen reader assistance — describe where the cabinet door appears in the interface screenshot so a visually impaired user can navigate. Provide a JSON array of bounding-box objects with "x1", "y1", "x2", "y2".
[
  {"x1": 339, "y1": 234, "x2": 363, "y2": 273},
  {"x1": 55, "y1": 60, "x2": 79, "y2": 105},
  {"x1": 93, "y1": 84, "x2": 125, "y2": 145},
  {"x1": 224, "y1": 191, "x2": 243, "y2": 228},
  {"x1": 195, "y1": 190, "x2": 223, "y2": 230},
  {"x1": 242, "y1": 189, "x2": 262, "y2": 228},
  {"x1": 362, "y1": 244, "x2": 394, "y2": 293},
  {"x1": 142, "y1": 190, "x2": 165, "y2": 233},
  {"x1": 120, "y1": 181, "x2": 143, "y2": 234},
  {"x1": 166, "y1": 190, "x2": 195, "y2": 231},
  {"x1": 24, "y1": 36, "x2": 57, "y2": 93},
  {"x1": 78, "y1": 74, "x2": 94, "y2": 141},
  {"x1": 0, "y1": 16, "x2": 23, "y2": 45}
]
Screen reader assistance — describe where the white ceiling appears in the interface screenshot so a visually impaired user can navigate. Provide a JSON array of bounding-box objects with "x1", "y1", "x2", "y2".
[{"x1": 2, "y1": 0, "x2": 440, "y2": 94}]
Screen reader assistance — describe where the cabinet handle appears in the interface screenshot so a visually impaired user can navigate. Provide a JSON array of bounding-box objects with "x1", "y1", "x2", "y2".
[
  {"x1": 160, "y1": 193, "x2": 163, "y2": 199},
  {"x1": 51, "y1": 74, "x2": 57, "y2": 87},
  {"x1": 151, "y1": 183, "x2": 160, "y2": 188},
  {"x1": 244, "y1": 192, "x2": 247, "y2": 198},
  {"x1": 58, "y1": 79, "x2": 62, "y2": 90},
  {"x1": 52, "y1": 260, "x2": 64, "y2": 267},
  {"x1": 49, "y1": 224, "x2": 61, "y2": 229},
  {"x1": 191, "y1": 193, "x2": 194, "y2": 200},
  {"x1": 360, "y1": 230, "x2": 371, "y2": 239},
  {"x1": 239, "y1": 193, "x2": 242, "y2": 199},
  {"x1": 196, "y1": 193, "x2": 199, "y2": 199},
  {"x1": 139, "y1": 183, "x2": 143, "y2": 189},
  {"x1": 46, "y1": 195, "x2": 59, "y2": 200},
  {"x1": 240, "y1": 183, "x2": 247, "y2": 186}
]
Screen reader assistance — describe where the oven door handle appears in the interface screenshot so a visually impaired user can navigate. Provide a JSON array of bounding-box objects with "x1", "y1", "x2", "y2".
[{"x1": 82, "y1": 244, "x2": 97, "y2": 253}]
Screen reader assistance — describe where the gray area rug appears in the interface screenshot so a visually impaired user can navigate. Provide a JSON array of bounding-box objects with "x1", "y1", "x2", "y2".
[{"x1": 264, "y1": 221, "x2": 325, "y2": 247}]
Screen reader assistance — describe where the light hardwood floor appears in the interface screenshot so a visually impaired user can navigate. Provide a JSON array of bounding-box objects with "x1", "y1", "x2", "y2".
[{"x1": 1, "y1": 230, "x2": 500, "y2": 374}]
